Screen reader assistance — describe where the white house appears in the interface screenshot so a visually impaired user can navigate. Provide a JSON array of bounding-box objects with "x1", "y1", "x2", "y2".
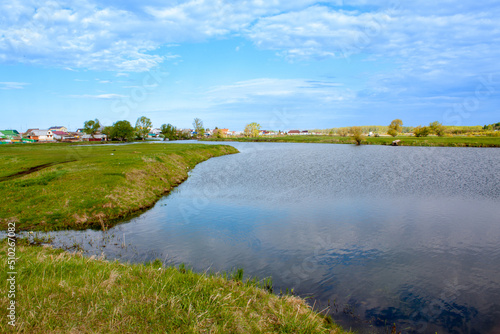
[{"x1": 27, "y1": 129, "x2": 54, "y2": 142}]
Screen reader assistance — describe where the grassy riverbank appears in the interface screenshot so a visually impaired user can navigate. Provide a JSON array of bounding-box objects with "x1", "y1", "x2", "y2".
[
  {"x1": 0, "y1": 142, "x2": 238, "y2": 231},
  {"x1": 201, "y1": 135, "x2": 500, "y2": 147},
  {"x1": 0, "y1": 241, "x2": 348, "y2": 333}
]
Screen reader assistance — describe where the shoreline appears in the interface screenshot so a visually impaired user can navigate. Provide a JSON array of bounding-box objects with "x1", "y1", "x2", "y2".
[{"x1": 200, "y1": 135, "x2": 500, "y2": 147}]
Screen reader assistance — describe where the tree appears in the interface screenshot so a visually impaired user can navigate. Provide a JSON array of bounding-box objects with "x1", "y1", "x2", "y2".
[
  {"x1": 337, "y1": 128, "x2": 349, "y2": 137},
  {"x1": 388, "y1": 119, "x2": 403, "y2": 137},
  {"x1": 102, "y1": 126, "x2": 113, "y2": 139},
  {"x1": 110, "y1": 120, "x2": 135, "y2": 141},
  {"x1": 160, "y1": 123, "x2": 177, "y2": 141},
  {"x1": 192, "y1": 118, "x2": 205, "y2": 138},
  {"x1": 135, "y1": 116, "x2": 152, "y2": 140},
  {"x1": 244, "y1": 122, "x2": 261, "y2": 137},
  {"x1": 413, "y1": 125, "x2": 430, "y2": 137},
  {"x1": 429, "y1": 121, "x2": 445, "y2": 137},
  {"x1": 83, "y1": 119, "x2": 101, "y2": 138},
  {"x1": 350, "y1": 126, "x2": 363, "y2": 145}
]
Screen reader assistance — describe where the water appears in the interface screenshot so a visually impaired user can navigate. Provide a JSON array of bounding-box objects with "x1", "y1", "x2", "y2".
[{"x1": 39, "y1": 142, "x2": 500, "y2": 333}]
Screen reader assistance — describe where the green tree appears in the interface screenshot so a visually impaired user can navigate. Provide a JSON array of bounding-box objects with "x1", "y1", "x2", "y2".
[
  {"x1": 135, "y1": 116, "x2": 152, "y2": 140},
  {"x1": 83, "y1": 119, "x2": 101, "y2": 138},
  {"x1": 192, "y1": 118, "x2": 205, "y2": 138},
  {"x1": 388, "y1": 119, "x2": 403, "y2": 137},
  {"x1": 413, "y1": 125, "x2": 430, "y2": 137},
  {"x1": 244, "y1": 122, "x2": 261, "y2": 137},
  {"x1": 102, "y1": 126, "x2": 113, "y2": 140},
  {"x1": 350, "y1": 126, "x2": 363, "y2": 145},
  {"x1": 429, "y1": 121, "x2": 445, "y2": 136},
  {"x1": 110, "y1": 120, "x2": 135, "y2": 141},
  {"x1": 160, "y1": 123, "x2": 177, "y2": 141}
]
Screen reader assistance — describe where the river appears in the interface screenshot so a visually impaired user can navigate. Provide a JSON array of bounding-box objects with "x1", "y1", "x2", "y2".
[{"x1": 41, "y1": 142, "x2": 500, "y2": 333}]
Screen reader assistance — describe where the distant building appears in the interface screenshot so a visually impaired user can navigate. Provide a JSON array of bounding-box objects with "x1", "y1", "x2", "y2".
[
  {"x1": 0, "y1": 130, "x2": 20, "y2": 139},
  {"x1": 81, "y1": 133, "x2": 107, "y2": 141},
  {"x1": 288, "y1": 130, "x2": 300, "y2": 135},
  {"x1": 26, "y1": 129, "x2": 54, "y2": 142},
  {"x1": 49, "y1": 126, "x2": 68, "y2": 132}
]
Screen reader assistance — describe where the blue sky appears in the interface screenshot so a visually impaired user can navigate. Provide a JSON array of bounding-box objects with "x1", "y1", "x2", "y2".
[{"x1": 1, "y1": 0, "x2": 499, "y2": 131}]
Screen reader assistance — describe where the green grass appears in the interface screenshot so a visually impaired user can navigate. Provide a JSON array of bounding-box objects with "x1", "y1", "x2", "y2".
[
  {"x1": 0, "y1": 142, "x2": 239, "y2": 231},
  {"x1": 0, "y1": 241, "x2": 350, "y2": 333},
  {"x1": 201, "y1": 135, "x2": 500, "y2": 147}
]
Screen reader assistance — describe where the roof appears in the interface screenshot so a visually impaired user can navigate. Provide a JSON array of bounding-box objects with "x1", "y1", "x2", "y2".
[
  {"x1": 29, "y1": 130, "x2": 52, "y2": 136},
  {"x1": 52, "y1": 131, "x2": 69, "y2": 135},
  {"x1": 49, "y1": 126, "x2": 65, "y2": 129},
  {"x1": 0, "y1": 130, "x2": 19, "y2": 136},
  {"x1": 288, "y1": 130, "x2": 300, "y2": 133}
]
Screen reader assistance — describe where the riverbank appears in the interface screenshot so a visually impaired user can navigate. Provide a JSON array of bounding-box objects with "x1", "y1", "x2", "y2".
[
  {"x1": 0, "y1": 142, "x2": 238, "y2": 231},
  {"x1": 0, "y1": 240, "x2": 348, "y2": 333},
  {"x1": 201, "y1": 135, "x2": 500, "y2": 147}
]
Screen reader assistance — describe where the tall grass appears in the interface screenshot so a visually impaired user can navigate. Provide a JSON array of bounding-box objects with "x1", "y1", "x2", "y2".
[{"x1": 0, "y1": 241, "x2": 349, "y2": 333}]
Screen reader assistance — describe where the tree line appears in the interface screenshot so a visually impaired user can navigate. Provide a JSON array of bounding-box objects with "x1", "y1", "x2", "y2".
[{"x1": 83, "y1": 117, "x2": 196, "y2": 142}]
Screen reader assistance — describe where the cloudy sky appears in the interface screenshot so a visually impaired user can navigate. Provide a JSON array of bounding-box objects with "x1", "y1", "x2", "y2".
[{"x1": 1, "y1": 0, "x2": 499, "y2": 131}]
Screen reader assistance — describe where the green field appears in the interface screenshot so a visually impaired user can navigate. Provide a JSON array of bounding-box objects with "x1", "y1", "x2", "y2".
[
  {"x1": 0, "y1": 142, "x2": 238, "y2": 231},
  {"x1": 0, "y1": 240, "x2": 348, "y2": 333},
  {"x1": 202, "y1": 135, "x2": 500, "y2": 147}
]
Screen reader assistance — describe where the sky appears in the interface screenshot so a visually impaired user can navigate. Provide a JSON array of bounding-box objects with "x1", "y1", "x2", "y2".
[{"x1": 1, "y1": 0, "x2": 499, "y2": 132}]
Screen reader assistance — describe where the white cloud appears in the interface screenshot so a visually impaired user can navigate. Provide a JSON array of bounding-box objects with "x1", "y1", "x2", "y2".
[
  {"x1": 206, "y1": 78, "x2": 352, "y2": 105},
  {"x1": 0, "y1": 81, "x2": 29, "y2": 89},
  {"x1": 68, "y1": 93, "x2": 127, "y2": 99},
  {"x1": 1, "y1": 0, "x2": 499, "y2": 90}
]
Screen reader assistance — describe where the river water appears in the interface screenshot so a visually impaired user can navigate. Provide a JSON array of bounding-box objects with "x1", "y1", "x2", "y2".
[{"x1": 42, "y1": 142, "x2": 500, "y2": 333}]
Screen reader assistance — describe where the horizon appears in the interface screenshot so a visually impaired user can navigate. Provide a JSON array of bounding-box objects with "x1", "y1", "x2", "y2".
[{"x1": 1, "y1": 1, "x2": 499, "y2": 132}]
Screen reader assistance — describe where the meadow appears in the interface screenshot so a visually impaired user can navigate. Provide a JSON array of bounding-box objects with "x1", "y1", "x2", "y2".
[{"x1": 0, "y1": 142, "x2": 238, "y2": 231}]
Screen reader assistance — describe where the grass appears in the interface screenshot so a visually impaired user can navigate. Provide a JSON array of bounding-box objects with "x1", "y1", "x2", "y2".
[
  {"x1": 0, "y1": 240, "x2": 349, "y2": 333},
  {"x1": 201, "y1": 135, "x2": 500, "y2": 147},
  {"x1": 0, "y1": 142, "x2": 239, "y2": 231}
]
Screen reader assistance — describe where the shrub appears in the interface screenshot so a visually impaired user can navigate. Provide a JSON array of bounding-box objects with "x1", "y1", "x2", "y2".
[{"x1": 413, "y1": 126, "x2": 430, "y2": 137}]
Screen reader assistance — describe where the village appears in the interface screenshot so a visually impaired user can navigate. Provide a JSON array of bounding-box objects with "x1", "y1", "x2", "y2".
[{"x1": 0, "y1": 126, "x2": 317, "y2": 143}]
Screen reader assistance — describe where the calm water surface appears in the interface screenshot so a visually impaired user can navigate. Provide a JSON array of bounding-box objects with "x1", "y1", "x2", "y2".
[{"x1": 44, "y1": 142, "x2": 500, "y2": 333}]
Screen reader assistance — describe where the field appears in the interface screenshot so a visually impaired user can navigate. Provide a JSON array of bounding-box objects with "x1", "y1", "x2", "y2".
[
  {"x1": 0, "y1": 142, "x2": 238, "y2": 231},
  {"x1": 202, "y1": 135, "x2": 500, "y2": 147},
  {"x1": 0, "y1": 240, "x2": 348, "y2": 333}
]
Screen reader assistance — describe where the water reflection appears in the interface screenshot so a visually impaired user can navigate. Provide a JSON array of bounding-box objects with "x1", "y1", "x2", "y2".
[{"x1": 32, "y1": 143, "x2": 500, "y2": 333}]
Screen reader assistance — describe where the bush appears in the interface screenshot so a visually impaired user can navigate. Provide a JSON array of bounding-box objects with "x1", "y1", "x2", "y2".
[
  {"x1": 413, "y1": 126, "x2": 430, "y2": 137},
  {"x1": 388, "y1": 129, "x2": 398, "y2": 137}
]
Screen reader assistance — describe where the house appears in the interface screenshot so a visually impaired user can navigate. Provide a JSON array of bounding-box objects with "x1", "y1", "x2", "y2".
[
  {"x1": 81, "y1": 133, "x2": 107, "y2": 141},
  {"x1": 288, "y1": 130, "x2": 301, "y2": 135},
  {"x1": 0, "y1": 130, "x2": 20, "y2": 139},
  {"x1": 0, "y1": 130, "x2": 20, "y2": 143},
  {"x1": 26, "y1": 129, "x2": 54, "y2": 142},
  {"x1": 49, "y1": 126, "x2": 68, "y2": 132},
  {"x1": 301, "y1": 130, "x2": 310, "y2": 135},
  {"x1": 52, "y1": 131, "x2": 75, "y2": 141}
]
